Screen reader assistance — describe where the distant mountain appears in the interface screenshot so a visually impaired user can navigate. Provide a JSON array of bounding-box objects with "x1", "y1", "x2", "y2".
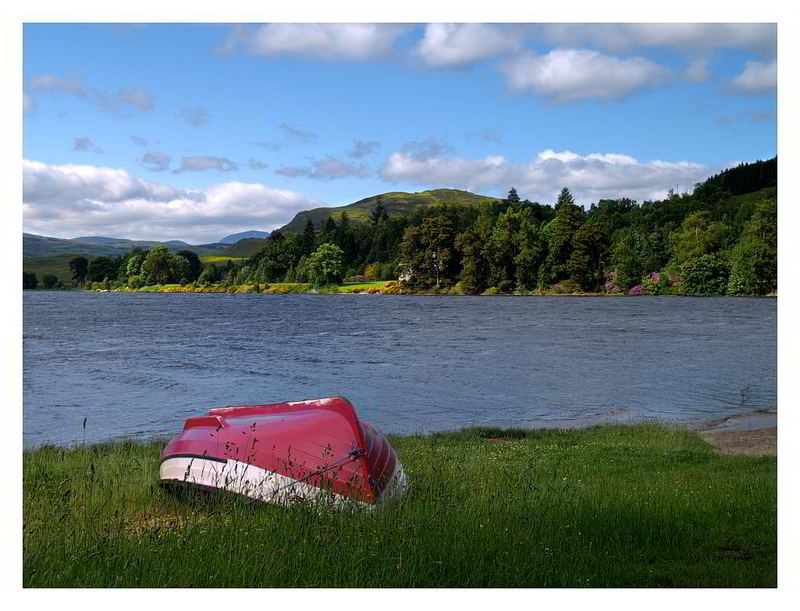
[
  {"x1": 277, "y1": 188, "x2": 498, "y2": 234},
  {"x1": 72, "y1": 236, "x2": 135, "y2": 245},
  {"x1": 23, "y1": 233, "x2": 229, "y2": 258},
  {"x1": 219, "y1": 230, "x2": 270, "y2": 244},
  {"x1": 222, "y1": 237, "x2": 271, "y2": 258}
]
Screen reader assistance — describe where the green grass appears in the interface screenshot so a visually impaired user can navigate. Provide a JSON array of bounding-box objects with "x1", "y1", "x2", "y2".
[
  {"x1": 23, "y1": 254, "x2": 90, "y2": 285},
  {"x1": 23, "y1": 424, "x2": 776, "y2": 587},
  {"x1": 199, "y1": 255, "x2": 248, "y2": 264}
]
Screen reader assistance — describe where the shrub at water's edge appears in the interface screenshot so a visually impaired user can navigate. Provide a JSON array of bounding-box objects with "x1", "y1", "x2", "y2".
[{"x1": 23, "y1": 424, "x2": 776, "y2": 587}]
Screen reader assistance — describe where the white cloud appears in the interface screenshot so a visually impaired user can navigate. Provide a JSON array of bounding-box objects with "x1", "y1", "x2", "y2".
[
  {"x1": 379, "y1": 149, "x2": 711, "y2": 205},
  {"x1": 415, "y1": 24, "x2": 523, "y2": 67},
  {"x1": 276, "y1": 156, "x2": 369, "y2": 181},
  {"x1": 501, "y1": 49, "x2": 667, "y2": 102},
  {"x1": 224, "y1": 24, "x2": 407, "y2": 61},
  {"x1": 729, "y1": 59, "x2": 777, "y2": 93},
  {"x1": 541, "y1": 24, "x2": 776, "y2": 55},
  {"x1": 23, "y1": 159, "x2": 319, "y2": 243}
]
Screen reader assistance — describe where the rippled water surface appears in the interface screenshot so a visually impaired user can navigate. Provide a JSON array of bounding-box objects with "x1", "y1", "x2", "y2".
[{"x1": 23, "y1": 292, "x2": 776, "y2": 447}]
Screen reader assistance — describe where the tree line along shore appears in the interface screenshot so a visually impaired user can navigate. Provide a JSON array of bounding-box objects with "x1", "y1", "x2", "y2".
[{"x1": 24, "y1": 158, "x2": 777, "y2": 298}]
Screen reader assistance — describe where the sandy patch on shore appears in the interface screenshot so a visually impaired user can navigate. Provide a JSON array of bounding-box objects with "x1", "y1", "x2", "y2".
[{"x1": 700, "y1": 427, "x2": 776, "y2": 456}]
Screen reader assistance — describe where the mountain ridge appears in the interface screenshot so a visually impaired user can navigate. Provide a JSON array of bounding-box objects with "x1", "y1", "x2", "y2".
[{"x1": 23, "y1": 233, "x2": 229, "y2": 258}]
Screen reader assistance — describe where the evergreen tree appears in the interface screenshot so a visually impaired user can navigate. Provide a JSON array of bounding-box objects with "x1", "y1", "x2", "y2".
[
  {"x1": 301, "y1": 218, "x2": 317, "y2": 255},
  {"x1": 569, "y1": 222, "x2": 609, "y2": 291},
  {"x1": 369, "y1": 196, "x2": 388, "y2": 225},
  {"x1": 542, "y1": 188, "x2": 584, "y2": 284},
  {"x1": 611, "y1": 228, "x2": 644, "y2": 289},
  {"x1": 400, "y1": 216, "x2": 457, "y2": 288},
  {"x1": 515, "y1": 212, "x2": 545, "y2": 291},
  {"x1": 322, "y1": 216, "x2": 337, "y2": 243},
  {"x1": 455, "y1": 229, "x2": 489, "y2": 294},
  {"x1": 505, "y1": 188, "x2": 521, "y2": 206}
]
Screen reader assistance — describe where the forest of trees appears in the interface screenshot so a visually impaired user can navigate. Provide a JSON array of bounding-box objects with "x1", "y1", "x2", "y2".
[{"x1": 27, "y1": 158, "x2": 777, "y2": 297}]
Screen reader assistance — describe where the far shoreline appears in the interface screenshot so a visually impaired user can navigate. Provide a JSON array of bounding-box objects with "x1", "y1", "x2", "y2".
[{"x1": 23, "y1": 282, "x2": 778, "y2": 298}]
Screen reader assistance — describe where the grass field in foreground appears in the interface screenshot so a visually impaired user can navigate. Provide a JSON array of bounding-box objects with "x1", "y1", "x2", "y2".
[{"x1": 23, "y1": 424, "x2": 776, "y2": 587}]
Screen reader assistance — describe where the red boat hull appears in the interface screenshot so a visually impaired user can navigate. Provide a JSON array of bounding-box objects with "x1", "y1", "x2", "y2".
[{"x1": 160, "y1": 397, "x2": 407, "y2": 506}]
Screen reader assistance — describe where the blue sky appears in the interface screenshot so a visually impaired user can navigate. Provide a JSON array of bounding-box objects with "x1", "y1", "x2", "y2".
[{"x1": 23, "y1": 23, "x2": 777, "y2": 243}]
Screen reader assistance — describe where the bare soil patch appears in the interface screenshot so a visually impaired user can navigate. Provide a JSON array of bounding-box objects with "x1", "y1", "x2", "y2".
[{"x1": 700, "y1": 427, "x2": 776, "y2": 456}]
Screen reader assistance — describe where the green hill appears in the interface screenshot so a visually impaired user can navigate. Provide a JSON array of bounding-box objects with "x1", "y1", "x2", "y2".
[
  {"x1": 23, "y1": 254, "x2": 93, "y2": 286},
  {"x1": 277, "y1": 188, "x2": 498, "y2": 234},
  {"x1": 23, "y1": 233, "x2": 229, "y2": 258},
  {"x1": 221, "y1": 238, "x2": 272, "y2": 258}
]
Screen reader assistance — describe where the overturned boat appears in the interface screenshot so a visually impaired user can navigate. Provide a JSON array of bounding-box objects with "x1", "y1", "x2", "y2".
[{"x1": 160, "y1": 397, "x2": 408, "y2": 507}]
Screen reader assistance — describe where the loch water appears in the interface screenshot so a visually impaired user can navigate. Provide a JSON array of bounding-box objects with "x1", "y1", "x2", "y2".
[{"x1": 23, "y1": 292, "x2": 777, "y2": 447}]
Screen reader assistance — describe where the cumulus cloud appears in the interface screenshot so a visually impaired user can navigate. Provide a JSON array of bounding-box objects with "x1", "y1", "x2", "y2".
[
  {"x1": 140, "y1": 151, "x2": 171, "y2": 172},
  {"x1": 27, "y1": 73, "x2": 155, "y2": 116},
  {"x1": 502, "y1": 49, "x2": 667, "y2": 102},
  {"x1": 72, "y1": 137, "x2": 103, "y2": 153},
  {"x1": 415, "y1": 23, "x2": 524, "y2": 68},
  {"x1": 279, "y1": 123, "x2": 319, "y2": 144},
  {"x1": 348, "y1": 139, "x2": 381, "y2": 158},
  {"x1": 23, "y1": 159, "x2": 189, "y2": 207},
  {"x1": 178, "y1": 105, "x2": 210, "y2": 127},
  {"x1": 223, "y1": 24, "x2": 407, "y2": 61},
  {"x1": 23, "y1": 159, "x2": 319, "y2": 243},
  {"x1": 729, "y1": 59, "x2": 777, "y2": 93},
  {"x1": 541, "y1": 23, "x2": 776, "y2": 55},
  {"x1": 174, "y1": 156, "x2": 239, "y2": 173},
  {"x1": 276, "y1": 156, "x2": 369, "y2": 181},
  {"x1": 379, "y1": 149, "x2": 712, "y2": 205},
  {"x1": 130, "y1": 135, "x2": 149, "y2": 147}
]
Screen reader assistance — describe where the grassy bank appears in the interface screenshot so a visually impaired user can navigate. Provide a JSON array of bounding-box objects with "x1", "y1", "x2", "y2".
[{"x1": 23, "y1": 424, "x2": 776, "y2": 587}]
